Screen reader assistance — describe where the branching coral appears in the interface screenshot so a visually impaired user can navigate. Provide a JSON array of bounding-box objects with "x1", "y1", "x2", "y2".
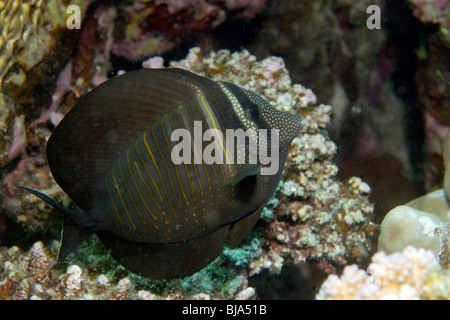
[
  {"x1": 0, "y1": 240, "x2": 256, "y2": 300},
  {"x1": 317, "y1": 245, "x2": 450, "y2": 300}
]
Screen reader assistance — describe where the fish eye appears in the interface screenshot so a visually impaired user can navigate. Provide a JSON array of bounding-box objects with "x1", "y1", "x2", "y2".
[{"x1": 246, "y1": 107, "x2": 259, "y2": 121}]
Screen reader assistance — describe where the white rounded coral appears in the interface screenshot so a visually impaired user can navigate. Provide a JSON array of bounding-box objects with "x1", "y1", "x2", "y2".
[{"x1": 317, "y1": 246, "x2": 440, "y2": 300}]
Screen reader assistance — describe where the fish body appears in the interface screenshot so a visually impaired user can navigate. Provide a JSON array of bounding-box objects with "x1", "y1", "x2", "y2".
[{"x1": 21, "y1": 68, "x2": 302, "y2": 279}]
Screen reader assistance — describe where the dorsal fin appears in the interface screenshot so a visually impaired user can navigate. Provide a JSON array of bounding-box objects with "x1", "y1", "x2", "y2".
[{"x1": 46, "y1": 68, "x2": 215, "y2": 210}]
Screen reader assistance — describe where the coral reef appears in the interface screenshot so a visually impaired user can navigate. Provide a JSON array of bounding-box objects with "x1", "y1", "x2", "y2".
[
  {"x1": 252, "y1": 174, "x2": 375, "y2": 273},
  {"x1": 317, "y1": 245, "x2": 450, "y2": 300},
  {"x1": 379, "y1": 135, "x2": 450, "y2": 268},
  {"x1": 0, "y1": 0, "x2": 34, "y2": 88},
  {"x1": 112, "y1": 0, "x2": 221, "y2": 61},
  {"x1": 0, "y1": 240, "x2": 256, "y2": 300},
  {"x1": 2, "y1": 48, "x2": 376, "y2": 299},
  {"x1": 3, "y1": 0, "x2": 445, "y2": 300}
]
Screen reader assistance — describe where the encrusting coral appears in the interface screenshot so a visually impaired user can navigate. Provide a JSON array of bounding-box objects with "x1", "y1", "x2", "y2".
[
  {"x1": 317, "y1": 245, "x2": 450, "y2": 300},
  {"x1": 379, "y1": 135, "x2": 450, "y2": 268},
  {"x1": 2, "y1": 48, "x2": 377, "y2": 299}
]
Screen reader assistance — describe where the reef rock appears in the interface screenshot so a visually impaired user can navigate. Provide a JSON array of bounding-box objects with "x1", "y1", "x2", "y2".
[{"x1": 379, "y1": 135, "x2": 450, "y2": 268}]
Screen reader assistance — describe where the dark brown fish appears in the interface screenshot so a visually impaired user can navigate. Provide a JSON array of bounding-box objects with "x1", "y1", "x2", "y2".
[{"x1": 20, "y1": 68, "x2": 302, "y2": 279}]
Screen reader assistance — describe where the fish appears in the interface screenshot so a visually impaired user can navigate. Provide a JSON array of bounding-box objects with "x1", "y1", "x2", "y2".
[{"x1": 20, "y1": 68, "x2": 302, "y2": 279}]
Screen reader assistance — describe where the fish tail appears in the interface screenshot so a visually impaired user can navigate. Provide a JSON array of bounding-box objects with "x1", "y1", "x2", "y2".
[{"x1": 18, "y1": 185, "x2": 96, "y2": 261}]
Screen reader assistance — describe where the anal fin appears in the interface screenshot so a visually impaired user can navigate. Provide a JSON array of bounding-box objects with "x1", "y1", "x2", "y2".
[{"x1": 57, "y1": 215, "x2": 94, "y2": 262}]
